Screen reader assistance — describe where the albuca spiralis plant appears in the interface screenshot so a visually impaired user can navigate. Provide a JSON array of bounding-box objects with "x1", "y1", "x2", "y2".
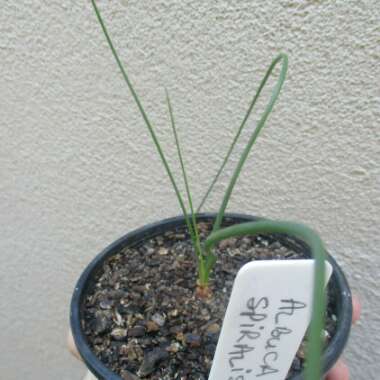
[{"x1": 91, "y1": 2, "x2": 328, "y2": 379}]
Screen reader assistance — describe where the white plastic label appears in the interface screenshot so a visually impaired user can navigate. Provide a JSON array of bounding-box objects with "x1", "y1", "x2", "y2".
[{"x1": 208, "y1": 259, "x2": 333, "y2": 380}]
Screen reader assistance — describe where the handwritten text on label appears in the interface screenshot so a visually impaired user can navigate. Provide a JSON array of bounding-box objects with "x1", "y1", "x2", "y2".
[{"x1": 208, "y1": 260, "x2": 333, "y2": 380}]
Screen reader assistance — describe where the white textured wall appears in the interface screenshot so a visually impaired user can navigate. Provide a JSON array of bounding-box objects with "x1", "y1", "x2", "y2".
[{"x1": 1, "y1": 1, "x2": 379, "y2": 379}]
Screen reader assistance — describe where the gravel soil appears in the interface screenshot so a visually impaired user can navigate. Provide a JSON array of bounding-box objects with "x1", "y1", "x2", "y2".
[{"x1": 81, "y1": 221, "x2": 337, "y2": 380}]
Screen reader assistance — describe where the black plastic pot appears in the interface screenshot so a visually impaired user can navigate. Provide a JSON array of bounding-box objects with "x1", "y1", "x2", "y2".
[{"x1": 70, "y1": 213, "x2": 352, "y2": 380}]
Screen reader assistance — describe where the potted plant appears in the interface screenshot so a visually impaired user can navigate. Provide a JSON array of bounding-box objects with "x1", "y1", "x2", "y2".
[{"x1": 70, "y1": 2, "x2": 353, "y2": 380}]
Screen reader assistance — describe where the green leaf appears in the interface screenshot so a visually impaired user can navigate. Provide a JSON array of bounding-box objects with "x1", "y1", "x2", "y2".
[
  {"x1": 213, "y1": 53, "x2": 288, "y2": 232},
  {"x1": 166, "y1": 89, "x2": 203, "y2": 260},
  {"x1": 90, "y1": 0, "x2": 195, "y2": 242},
  {"x1": 205, "y1": 220, "x2": 326, "y2": 380}
]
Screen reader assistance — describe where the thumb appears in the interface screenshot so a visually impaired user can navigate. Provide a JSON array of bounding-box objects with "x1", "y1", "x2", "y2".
[
  {"x1": 67, "y1": 329, "x2": 83, "y2": 362},
  {"x1": 325, "y1": 359, "x2": 349, "y2": 380}
]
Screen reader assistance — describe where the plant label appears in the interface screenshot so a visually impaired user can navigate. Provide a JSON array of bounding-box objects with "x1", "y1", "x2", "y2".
[{"x1": 208, "y1": 259, "x2": 333, "y2": 380}]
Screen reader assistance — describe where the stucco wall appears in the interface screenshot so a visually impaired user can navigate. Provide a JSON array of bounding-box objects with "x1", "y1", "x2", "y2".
[{"x1": 1, "y1": 1, "x2": 379, "y2": 379}]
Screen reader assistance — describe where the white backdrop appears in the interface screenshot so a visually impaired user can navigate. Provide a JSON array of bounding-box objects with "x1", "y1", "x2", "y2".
[{"x1": 1, "y1": 1, "x2": 379, "y2": 379}]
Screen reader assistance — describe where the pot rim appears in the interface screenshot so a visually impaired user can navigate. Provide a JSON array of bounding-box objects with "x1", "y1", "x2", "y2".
[{"x1": 70, "y1": 213, "x2": 352, "y2": 380}]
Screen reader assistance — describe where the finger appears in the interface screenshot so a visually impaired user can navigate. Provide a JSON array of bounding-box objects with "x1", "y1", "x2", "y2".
[
  {"x1": 325, "y1": 359, "x2": 349, "y2": 380},
  {"x1": 67, "y1": 329, "x2": 83, "y2": 362},
  {"x1": 352, "y1": 294, "x2": 361, "y2": 324}
]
